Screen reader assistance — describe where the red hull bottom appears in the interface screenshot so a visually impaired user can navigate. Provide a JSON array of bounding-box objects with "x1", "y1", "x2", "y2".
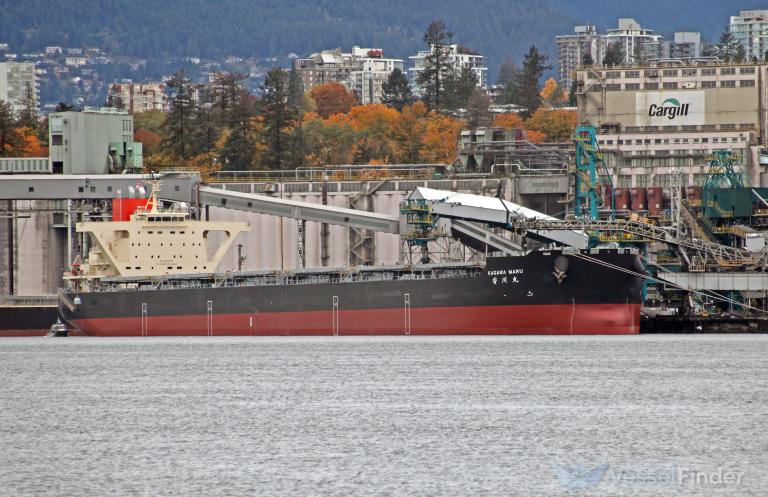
[{"x1": 69, "y1": 303, "x2": 641, "y2": 336}]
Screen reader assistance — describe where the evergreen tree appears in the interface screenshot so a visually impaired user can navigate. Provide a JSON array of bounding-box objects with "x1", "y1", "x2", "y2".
[
  {"x1": 496, "y1": 57, "x2": 520, "y2": 105},
  {"x1": 444, "y1": 65, "x2": 478, "y2": 111},
  {"x1": 735, "y1": 44, "x2": 747, "y2": 63},
  {"x1": 417, "y1": 20, "x2": 454, "y2": 112},
  {"x1": 381, "y1": 68, "x2": 412, "y2": 111},
  {"x1": 568, "y1": 78, "x2": 578, "y2": 107},
  {"x1": 210, "y1": 72, "x2": 248, "y2": 131},
  {"x1": 287, "y1": 66, "x2": 305, "y2": 112},
  {"x1": 715, "y1": 29, "x2": 739, "y2": 62},
  {"x1": 0, "y1": 100, "x2": 22, "y2": 157},
  {"x1": 465, "y1": 90, "x2": 491, "y2": 129},
  {"x1": 17, "y1": 82, "x2": 38, "y2": 130},
  {"x1": 219, "y1": 93, "x2": 256, "y2": 170},
  {"x1": 602, "y1": 43, "x2": 625, "y2": 66},
  {"x1": 581, "y1": 52, "x2": 594, "y2": 67},
  {"x1": 260, "y1": 68, "x2": 297, "y2": 170},
  {"x1": 514, "y1": 46, "x2": 551, "y2": 118},
  {"x1": 162, "y1": 70, "x2": 198, "y2": 160}
]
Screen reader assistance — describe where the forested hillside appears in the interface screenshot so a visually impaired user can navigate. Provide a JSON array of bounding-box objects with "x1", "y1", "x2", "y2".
[{"x1": 0, "y1": 0, "x2": 763, "y2": 75}]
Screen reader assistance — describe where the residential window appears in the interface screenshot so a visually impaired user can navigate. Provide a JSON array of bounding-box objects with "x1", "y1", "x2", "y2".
[
  {"x1": 701, "y1": 81, "x2": 716, "y2": 88},
  {"x1": 618, "y1": 175, "x2": 632, "y2": 187},
  {"x1": 721, "y1": 80, "x2": 736, "y2": 88},
  {"x1": 701, "y1": 68, "x2": 716, "y2": 76},
  {"x1": 720, "y1": 67, "x2": 736, "y2": 75},
  {"x1": 624, "y1": 83, "x2": 640, "y2": 90},
  {"x1": 740, "y1": 67, "x2": 756, "y2": 74},
  {"x1": 644, "y1": 83, "x2": 659, "y2": 90},
  {"x1": 605, "y1": 71, "x2": 621, "y2": 78},
  {"x1": 682, "y1": 68, "x2": 697, "y2": 76},
  {"x1": 663, "y1": 82, "x2": 678, "y2": 89},
  {"x1": 605, "y1": 84, "x2": 621, "y2": 91},
  {"x1": 51, "y1": 134, "x2": 63, "y2": 145},
  {"x1": 662, "y1": 69, "x2": 678, "y2": 77},
  {"x1": 624, "y1": 70, "x2": 640, "y2": 78},
  {"x1": 740, "y1": 80, "x2": 756, "y2": 87}
]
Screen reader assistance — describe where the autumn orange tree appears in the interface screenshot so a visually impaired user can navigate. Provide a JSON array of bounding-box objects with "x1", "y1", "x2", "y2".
[
  {"x1": 525, "y1": 108, "x2": 576, "y2": 142},
  {"x1": 309, "y1": 83, "x2": 358, "y2": 119},
  {"x1": 493, "y1": 113, "x2": 525, "y2": 130},
  {"x1": 539, "y1": 77, "x2": 568, "y2": 107},
  {"x1": 346, "y1": 104, "x2": 400, "y2": 163}
]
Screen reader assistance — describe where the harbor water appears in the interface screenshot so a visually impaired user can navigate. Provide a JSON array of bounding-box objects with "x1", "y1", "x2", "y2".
[{"x1": 1, "y1": 335, "x2": 766, "y2": 496}]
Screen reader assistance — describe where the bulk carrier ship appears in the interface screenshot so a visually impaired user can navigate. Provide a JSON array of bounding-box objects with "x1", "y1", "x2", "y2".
[{"x1": 57, "y1": 185, "x2": 645, "y2": 336}]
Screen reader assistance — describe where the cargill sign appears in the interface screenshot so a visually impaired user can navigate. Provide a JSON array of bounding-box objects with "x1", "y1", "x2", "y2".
[
  {"x1": 636, "y1": 91, "x2": 705, "y2": 126},
  {"x1": 648, "y1": 98, "x2": 689, "y2": 119}
]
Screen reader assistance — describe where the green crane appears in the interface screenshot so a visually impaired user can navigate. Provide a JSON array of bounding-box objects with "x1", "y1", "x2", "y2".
[{"x1": 572, "y1": 125, "x2": 614, "y2": 219}]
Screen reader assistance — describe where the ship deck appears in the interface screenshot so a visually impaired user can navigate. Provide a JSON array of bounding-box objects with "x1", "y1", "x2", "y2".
[{"x1": 75, "y1": 262, "x2": 486, "y2": 292}]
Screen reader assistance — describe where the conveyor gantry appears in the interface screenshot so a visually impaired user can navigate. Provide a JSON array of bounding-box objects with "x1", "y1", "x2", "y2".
[
  {"x1": 409, "y1": 187, "x2": 589, "y2": 249},
  {"x1": 190, "y1": 186, "x2": 402, "y2": 234}
]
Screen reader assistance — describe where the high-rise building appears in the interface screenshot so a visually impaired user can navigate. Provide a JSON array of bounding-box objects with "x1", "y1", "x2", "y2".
[
  {"x1": 0, "y1": 62, "x2": 38, "y2": 116},
  {"x1": 641, "y1": 32, "x2": 704, "y2": 63},
  {"x1": 556, "y1": 21, "x2": 706, "y2": 88},
  {"x1": 729, "y1": 10, "x2": 768, "y2": 61},
  {"x1": 293, "y1": 46, "x2": 403, "y2": 104},
  {"x1": 107, "y1": 82, "x2": 168, "y2": 114},
  {"x1": 601, "y1": 18, "x2": 663, "y2": 65},
  {"x1": 408, "y1": 44, "x2": 487, "y2": 96},
  {"x1": 556, "y1": 25, "x2": 600, "y2": 90}
]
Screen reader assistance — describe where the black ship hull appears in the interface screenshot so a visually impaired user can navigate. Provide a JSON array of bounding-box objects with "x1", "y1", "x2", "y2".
[{"x1": 59, "y1": 249, "x2": 645, "y2": 336}]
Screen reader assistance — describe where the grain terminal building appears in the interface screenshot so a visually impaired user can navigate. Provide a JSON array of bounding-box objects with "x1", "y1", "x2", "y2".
[{"x1": 575, "y1": 62, "x2": 767, "y2": 188}]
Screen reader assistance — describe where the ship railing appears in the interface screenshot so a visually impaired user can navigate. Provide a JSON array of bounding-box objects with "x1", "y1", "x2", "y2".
[
  {"x1": 88, "y1": 267, "x2": 483, "y2": 292},
  {"x1": 0, "y1": 294, "x2": 58, "y2": 306}
]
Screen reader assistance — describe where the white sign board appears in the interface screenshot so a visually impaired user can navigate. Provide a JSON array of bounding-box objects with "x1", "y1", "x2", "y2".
[{"x1": 635, "y1": 91, "x2": 705, "y2": 126}]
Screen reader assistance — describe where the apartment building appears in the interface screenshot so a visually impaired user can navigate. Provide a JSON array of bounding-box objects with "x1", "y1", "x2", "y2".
[
  {"x1": 556, "y1": 25, "x2": 601, "y2": 90},
  {"x1": 601, "y1": 18, "x2": 663, "y2": 65},
  {"x1": 0, "y1": 62, "x2": 38, "y2": 115},
  {"x1": 729, "y1": 10, "x2": 768, "y2": 61},
  {"x1": 575, "y1": 62, "x2": 764, "y2": 187},
  {"x1": 107, "y1": 82, "x2": 168, "y2": 113},
  {"x1": 293, "y1": 46, "x2": 403, "y2": 104},
  {"x1": 408, "y1": 44, "x2": 487, "y2": 96},
  {"x1": 556, "y1": 19, "x2": 704, "y2": 87}
]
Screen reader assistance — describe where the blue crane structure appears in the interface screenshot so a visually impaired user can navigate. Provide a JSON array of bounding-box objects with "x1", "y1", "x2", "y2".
[{"x1": 572, "y1": 125, "x2": 614, "y2": 220}]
